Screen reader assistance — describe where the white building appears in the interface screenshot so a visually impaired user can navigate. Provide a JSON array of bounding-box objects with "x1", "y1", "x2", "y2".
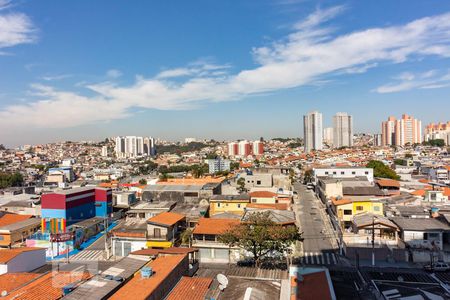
[
  {"x1": 228, "y1": 142, "x2": 238, "y2": 156},
  {"x1": 101, "y1": 145, "x2": 108, "y2": 157},
  {"x1": 206, "y1": 158, "x2": 231, "y2": 174},
  {"x1": 115, "y1": 136, "x2": 155, "y2": 158},
  {"x1": 333, "y1": 112, "x2": 353, "y2": 148},
  {"x1": 303, "y1": 111, "x2": 323, "y2": 152},
  {"x1": 373, "y1": 134, "x2": 382, "y2": 147},
  {"x1": 323, "y1": 127, "x2": 334, "y2": 146},
  {"x1": 0, "y1": 248, "x2": 46, "y2": 275},
  {"x1": 185, "y1": 137, "x2": 197, "y2": 143},
  {"x1": 312, "y1": 167, "x2": 374, "y2": 184}
]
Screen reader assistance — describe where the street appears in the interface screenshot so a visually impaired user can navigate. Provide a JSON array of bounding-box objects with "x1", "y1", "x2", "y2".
[{"x1": 293, "y1": 182, "x2": 339, "y2": 266}]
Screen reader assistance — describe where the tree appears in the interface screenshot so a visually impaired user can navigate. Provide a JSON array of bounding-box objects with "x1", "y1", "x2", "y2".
[
  {"x1": 0, "y1": 172, "x2": 24, "y2": 189},
  {"x1": 303, "y1": 169, "x2": 313, "y2": 184},
  {"x1": 394, "y1": 159, "x2": 407, "y2": 166},
  {"x1": 219, "y1": 212, "x2": 302, "y2": 264},
  {"x1": 423, "y1": 139, "x2": 445, "y2": 147},
  {"x1": 366, "y1": 160, "x2": 400, "y2": 180},
  {"x1": 180, "y1": 228, "x2": 193, "y2": 247},
  {"x1": 237, "y1": 177, "x2": 246, "y2": 192},
  {"x1": 230, "y1": 162, "x2": 240, "y2": 171},
  {"x1": 138, "y1": 178, "x2": 147, "y2": 185}
]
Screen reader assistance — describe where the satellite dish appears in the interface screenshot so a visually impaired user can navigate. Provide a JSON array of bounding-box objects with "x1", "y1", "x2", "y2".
[
  {"x1": 217, "y1": 274, "x2": 229, "y2": 290},
  {"x1": 1, "y1": 291, "x2": 8, "y2": 297}
]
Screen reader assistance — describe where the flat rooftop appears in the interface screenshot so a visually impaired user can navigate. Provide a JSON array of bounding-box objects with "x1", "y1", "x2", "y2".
[{"x1": 144, "y1": 184, "x2": 203, "y2": 192}]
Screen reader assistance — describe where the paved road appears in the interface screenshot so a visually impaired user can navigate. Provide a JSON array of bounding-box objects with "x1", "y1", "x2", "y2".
[{"x1": 293, "y1": 182, "x2": 338, "y2": 265}]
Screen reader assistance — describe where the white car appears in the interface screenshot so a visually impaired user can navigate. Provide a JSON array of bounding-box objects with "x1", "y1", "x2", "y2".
[{"x1": 424, "y1": 262, "x2": 450, "y2": 272}]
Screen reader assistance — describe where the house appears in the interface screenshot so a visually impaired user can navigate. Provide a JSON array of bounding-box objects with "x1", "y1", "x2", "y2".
[
  {"x1": 3, "y1": 270, "x2": 92, "y2": 299},
  {"x1": 125, "y1": 201, "x2": 177, "y2": 220},
  {"x1": 147, "y1": 212, "x2": 186, "y2": 249},
  {"x1": 192, "y1": 218, "x2": 240, "y2": 263},
  {"x1": 0, "y1": 247, "x2": 46, "y2": 275},
  {"x1": 344, "y1": 212, "x2": 399, "y2": 246},
  {"x1": 331, "y1": 198, "x2": 383, "y2": 230},
  {"x1": 165, "y1": 276, "x2": 212, "y2": 300},
  {"x1": 110, "y1": 254, "x2": 189, "y2": 300},
  {"x1": 376, "y1": 179, "x2": 400, "y2": 196},
  {"x1": 111, "y1": 219, "x2": 148, "y2": 257},
  {"x1": 209, "y1": 194, "x2": 250, "y2": 216},
  {"x1": 242, "y1": 208, "x2": 296, "y2": 226},
  {"x1": 391, "y1": 217, "x2": 450, "y2": 250},
  {"x1": 0, "y1": 215, "x2": 41, "y2": 248},
  {"x1": 249, "y1": 191, "x2": 278, "y2": 204},
  {"x1": 313, "y1": 167, "x2": 374, "y2": 184}
]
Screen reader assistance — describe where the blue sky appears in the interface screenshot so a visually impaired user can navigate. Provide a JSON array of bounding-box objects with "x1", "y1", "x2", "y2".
[{"x1": 1, "y1": 0, "x2": 450, "y2": 146}]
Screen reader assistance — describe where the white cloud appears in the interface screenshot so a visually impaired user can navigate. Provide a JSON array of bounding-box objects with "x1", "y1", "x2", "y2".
[
  {"x1": 2, "y1": 7, "x2": 450, "y2": 130},
  {"x1": 106, "y1": 69, "x2": 122, "y2": 79},
  {"x1": 0, "y1": 12, "x2": 35, "y2": 49},
  {"x1": 40, "y1": 74, "x2": 73, "y2": 81},
  {"x1": 375, "y1": 70, "x2": 450, "y2": 93},
  {"x1": 0, "y1": 0, "x2": 11, "y2": 10}
]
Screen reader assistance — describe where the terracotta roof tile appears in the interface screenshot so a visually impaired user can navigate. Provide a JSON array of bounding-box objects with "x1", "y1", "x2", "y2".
[
  {"x1": 148, "y1": 212, "x2": 185, "y2": 227},
  {"x1": 246, "y1": 203, "x2": 289, "y2": 210},
  {"x1": 411, "y1": 189, "x2": 426, "y2": 197},
  {"x1": 110, "y1": 255, "x2": 187, "y2": 300},
  {"x1": 296, "y1": 271, "x2": 333, "y2": 300},
  {"x1": 0, "y1": 214, "x2": 33, "y2": 227},
  {"x1": 166, "y1": 276, "x2": 213, "y2": 300},
  {"x1": 193, "y1": 218, "x2": 239, "y2": 235},
  {"x1": 0, "y1": 273, "x2": 41, "y2": 293},
  {"x1": 249, "y1": 191, "x2": 277, "y2": 198},
  {"x1": 376, "y1": 179, "x2": 400, "y2": 188},
  {"x1": 4, "y1": 271, "x2": 92, "y2": 300},
  {"x1": 0, "y1": 247, "x2": 45, "y2": 264}
]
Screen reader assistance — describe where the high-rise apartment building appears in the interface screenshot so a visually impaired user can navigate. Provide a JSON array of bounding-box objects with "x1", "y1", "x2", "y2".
[
  {"x1": 252, "y1": 141, "x2": 264, "y2": 155},
  {"x1": 333, "y1": 112, "x2": 353, "y2": 148},
  {"x1": 373, "y1": 134, "x2": 383, "y2": 147},
  {"x1": 323, "y1": 127, "x2": 334, "y2": 146},
  {"x1": 101, "y1": 145, "x2": 108, "y2": 157},
  {"x1": 115, "y1": 136, "x2": 155, "y2": 158},
  {"x1": 303, "y1": 111, "x2": 323, "y2": 152},
  {"x1": 227, "y1": 140, "x2": 264, "y2": 157},
  {"x1": 425, "y1": 122, "x2": 450, "y2": 145},
  {"x1": 381, "y1": 114, "x2": 422, "y2": 146}
]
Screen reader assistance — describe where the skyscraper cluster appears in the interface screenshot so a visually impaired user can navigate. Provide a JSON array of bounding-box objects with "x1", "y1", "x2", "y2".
[
  {"x1": 381, "y1": 114, "x2": 422, "y2": 146},
  {"x1": 228, "y1": 140, "x2": 264, "y2": 157},
  {"x1": 425, "y1": 121, "x2": 450, "y2": 145},
  {"x1": 115, "y1": 136, "x2": 156, "y2": 158},
  {"x1": 303, "y1": 111, "x2": 353, "y2": 152}
]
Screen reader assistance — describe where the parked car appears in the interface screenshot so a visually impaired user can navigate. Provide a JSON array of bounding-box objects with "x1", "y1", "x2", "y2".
[
  {"x1": 423, "y1": 262, "x2": 450, "y2": 272},
  {"x1": 306, "y1": 183, "x2": 314, "y2": 190}
]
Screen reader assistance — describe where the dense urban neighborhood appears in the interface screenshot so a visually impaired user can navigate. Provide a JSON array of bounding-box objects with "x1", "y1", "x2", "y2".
[{"x1": 0, "y1": 117, "x2": 450, "y2": 299}]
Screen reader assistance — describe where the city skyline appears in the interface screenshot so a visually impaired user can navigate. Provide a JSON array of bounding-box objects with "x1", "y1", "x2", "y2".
[{"x1": 1, "y1": 1, "x2": 450, "y2": 146}]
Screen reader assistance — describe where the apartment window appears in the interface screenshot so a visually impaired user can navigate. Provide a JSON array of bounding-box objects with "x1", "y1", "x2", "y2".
[
  {"x1": 333, "y1": 172, "x2": 337, "y2": 175},
  {"x1": 365, "y1": 171, "x2": 369, "y2": 175},
  {"x1": 373, "y1": 206, "x2": 380, "y2": 212},
  {"x1": 356, "y1": 206, "x2": 363, "y2": 211},
  {"x1": 325, "y1": 172, "x2": 329, "y2": 175},
  {"x1": 341, "y1": 171, "x2": 345, "y2": 175},
  {"x1": 257, "y1": 180, "x2": 261, "y2": 185},
  {"x1": 343, "y1": 210, "x2": 352, "y2": 215},
  {"x1": 352, "y1": 172, "x2": 356, "y2": 175}
]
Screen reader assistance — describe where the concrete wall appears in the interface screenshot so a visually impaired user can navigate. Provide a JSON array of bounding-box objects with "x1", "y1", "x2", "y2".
[{"x1": 5, "y1": 249, "x2": 46, "y2": 274}]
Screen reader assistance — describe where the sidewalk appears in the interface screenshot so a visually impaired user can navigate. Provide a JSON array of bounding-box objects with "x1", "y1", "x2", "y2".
[{"x1": 50, "y1": 221, "x2": 118, "y2": 261}]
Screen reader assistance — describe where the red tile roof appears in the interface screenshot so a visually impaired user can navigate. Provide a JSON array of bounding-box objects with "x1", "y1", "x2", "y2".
[
  {"x1": 110, "y1": 255, "x2": 187, "y2": 300},
  {"x1": 0, "y1": 273, "x2": 41, "y2": 293},
  {"x1": 0, "y1": 214, "x2": 33, "y2": 227},
  {"x1": 411, "y1": 189, "x2": 426, "y2": 197},
  {"x1": 376, "y1": 179, "x2": 400, "y2": 188},
  {"x1": 4, "y1": 271, "x2": 92, "y2": 300},
  {"x1": 148, "y1": 212, "x2": 185, "y2": 227},
  {"x1": 193, "y1": 218, "x2": 240, "y2": 235},
  {"x1": 249, "y1": 191, "x2": 277, "y2": 198},
  {"x1": 0, "y1": 247, "x2": 45, "y2": 264},
  {"x1": 166, "y1": 276, "x2": 213, "y2": 300}
]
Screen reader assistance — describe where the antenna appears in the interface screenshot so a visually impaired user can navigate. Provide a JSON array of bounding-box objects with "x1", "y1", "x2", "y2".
[{"x1": 217, "y1": 274, "x2": 229, "y2": 291}]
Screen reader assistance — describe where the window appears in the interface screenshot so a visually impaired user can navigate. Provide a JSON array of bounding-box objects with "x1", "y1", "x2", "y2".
[
  {"x1": 333, "y1": 172, "x2": 337, "y2": 175},
  {"x1": 257, "y1": 180, "x2": 261, "y2": 185},
  {"x1": 237, "y1": 204, "x2": 241, "y2": 208},
  {"x1": 352, "y1": 172, "x2": 356, "y2": 175},
  {"x1": 123, "y1": 242, "x2": 132, "y2": 256},
  {"x1": 325, "y1": 172, "x2": 329, "y2": 175},
  {"x1": 356, "y1": 206, "x2": 364, "y2": 211},
  {"x1": 373, "y1": 206, "x2": 380, "y2": 212},
  {"x1": 365, "y1": 171, "x2": 369, "y2": 175},
  {"x1": 341, "y1": 171, "x2": 345, "y2": 175},
  {"x1": 344, "y1": 210, "x2": 352, "y2": 215},
  {"x1": 154, "y1": 228, "x2": 161, "y2": 238},
  {"x1": 217, "y1": 203, "x2": 221, "y2": 207}
]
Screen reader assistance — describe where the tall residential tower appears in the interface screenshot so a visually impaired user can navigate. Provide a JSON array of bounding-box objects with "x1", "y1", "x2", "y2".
[
  {"x1": 303, "y1": 111, "x2": 323, "y2": 153},
  {"x1": 333, "y1": 112, "x2": 353, "y2": 148}
]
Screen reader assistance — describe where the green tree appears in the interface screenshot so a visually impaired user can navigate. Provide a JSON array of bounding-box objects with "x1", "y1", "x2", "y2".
[
  {"x1": 230, "y1": 162, "x2": 240, "y2": 171},
  {"x1": 423, "y1": 139, "x2": 445, "y2": 147},
  {"x1": 0, "y1": 172, "x2": 24, "y2": 189},
  {"x1": 394, "y1": 159, "x2": 407, "y2": 166},
  {"x1": 237, "y1": 177, "x2": 246, "y2": 192},
  {"x1": 180, "y1": 228, "x2": 193, "y2": 247},
  {"x1": 366, "y1": 160, "x2": 400, "y2": 180},
  {"x1": 219, "y1": 212, "x2": 302, "y2": 264},
  {"x1": 138, "y1": 178, "x2": 147, "y2": 185}
]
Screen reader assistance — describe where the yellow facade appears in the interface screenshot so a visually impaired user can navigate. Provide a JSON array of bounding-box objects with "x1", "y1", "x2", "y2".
[
  {"x1": 336, "y1": 201, "x2": 383, "y2": 224},
  {"x1": 209, "y1": 201, "x2": 249, "y2": 216}
]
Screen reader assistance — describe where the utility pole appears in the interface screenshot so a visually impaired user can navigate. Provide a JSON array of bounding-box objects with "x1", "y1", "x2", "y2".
[
  {"x1": 104, "y1": 216, "x2": 109, "y2": 259},
  {"x1": 372, "y1": 216, "x2": 375, "y2": 267}
]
